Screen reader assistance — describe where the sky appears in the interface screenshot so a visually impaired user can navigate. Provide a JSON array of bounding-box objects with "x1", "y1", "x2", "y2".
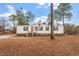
[{"x1": 0, "y1": 3, "x2": 79, "y2": 26}]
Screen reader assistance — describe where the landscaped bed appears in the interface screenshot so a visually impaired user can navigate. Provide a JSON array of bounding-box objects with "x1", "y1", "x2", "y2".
[{"x1": 0, "y1": 35, "x2": 79, "y2": 56}]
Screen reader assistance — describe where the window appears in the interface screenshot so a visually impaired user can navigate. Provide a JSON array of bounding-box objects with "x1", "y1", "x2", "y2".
[
  {"x1": 38, "y1": 26, "x2": 43, "y2": 31},
  {"x1": 35, "y1": 26, "x2": 38, "y2": 31},
  {"x1": 24, "y1": 26, "x2": 28, "y2": 31},
  {"x1": 45, "y1": 26, "x2": 49, "y2": 31},
  {"x1": 54, "y1": 26, "x2": 58, "y2": 30}
]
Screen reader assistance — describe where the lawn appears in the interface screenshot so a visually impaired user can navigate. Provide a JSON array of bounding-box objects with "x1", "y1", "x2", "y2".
[{"x1": 0, "y1": 35, "x2": 79, "y2": 56}]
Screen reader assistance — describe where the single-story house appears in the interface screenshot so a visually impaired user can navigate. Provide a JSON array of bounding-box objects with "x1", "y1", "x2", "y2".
[{"x1": 16, "y1": 22, "x2": 64, "y2": 36}]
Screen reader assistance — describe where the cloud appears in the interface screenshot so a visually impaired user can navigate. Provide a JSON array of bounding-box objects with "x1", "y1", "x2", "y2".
[
  {"x1": 36, "y1": 6, "x2": 41, "y2": 8},
  {"x1": 47, "y1": 3, "x2": 60, "y2": 9},
  {"x1": 54, "y1": 3, "x2": 60, "y2": 9},
  {"x1": 37, "y1": 3, "x2": 46, "y2": 5},
  {"x1": 35, "y1": 16, "x2": 48, "y2": 23},
  {"x1": 0, "y1": 5, "x2": 15, "y2": 17},
  {"x1": 0, "y1": 13, "x2": 12, "y2": 17},
  {"x1": 36, "y1": 3, "x2": 60, "y2": 10},
  {"x1": 23, "y1": 9, "x2": 27, "y2": 13},
  {"x1": 7, "y1": 5, "x2": 14, "y2": 10},
  {"x1": 0, "y1": 5, "x2": 27, "y2": 17},
  {"x1": 36, "y1": 3, "x2": 47, "y2": 9},
  {"x1": 7, "y1": 5, "x2": 27, "y2": 14},
  {"x1": 7, "y1": 5, "x2": 15, "y2": 14},
  {"x1": 41, "y1": 16, "x2": 48, "y2": 19}
]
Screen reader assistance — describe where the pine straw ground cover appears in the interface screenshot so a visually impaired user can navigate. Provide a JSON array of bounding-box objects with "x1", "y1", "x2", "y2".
[{"x1": 0, "y1": 35, "x2": 79, "y2": 56}]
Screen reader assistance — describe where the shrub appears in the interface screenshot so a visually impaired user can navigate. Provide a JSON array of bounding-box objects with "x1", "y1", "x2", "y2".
[{"x1": 64, "y1": 24, "x2": 79, "y2": 35}]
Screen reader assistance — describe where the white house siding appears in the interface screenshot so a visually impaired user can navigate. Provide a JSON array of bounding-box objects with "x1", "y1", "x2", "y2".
[
  {"x1": 17, "y1": 25, "x2": 29, "y2": 34},
  {"x1": 36, "y1": 26, "x2": 64, "y2": 34},
  {"x1": 16, "y1": 25, "x2": 64, "y2": 34},
  {"x1": 54, "y1": 26, "x2": 64, "y2": 34},
  {"x1": 36, "y1": 26, "x2": 51, "y2": 34}
]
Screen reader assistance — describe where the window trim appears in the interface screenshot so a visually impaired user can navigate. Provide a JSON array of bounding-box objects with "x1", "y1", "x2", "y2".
[
  {"x1": 23, "y1": 26, "x2": 28, "y2": 31},
  {"x1": 45, "y1": 26, "x2": 49, "y2": 31},
  {"x1": 38, "y1": 26, "x2": 43, "y2": 31}
]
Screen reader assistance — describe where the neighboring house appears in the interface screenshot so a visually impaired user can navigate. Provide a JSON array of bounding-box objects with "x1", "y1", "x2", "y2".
[{"x1": 16, "y1": 21, "x2": 64, "y2": 35}]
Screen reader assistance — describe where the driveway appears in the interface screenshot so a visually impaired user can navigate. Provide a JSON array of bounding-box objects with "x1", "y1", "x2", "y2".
[{"x1": 0, "y1": 35, "x2": 15, "y2": 39}]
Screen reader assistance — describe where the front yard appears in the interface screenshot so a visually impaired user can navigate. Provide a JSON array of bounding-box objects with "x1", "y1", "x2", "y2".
[{"x1": 0, "y1": 35, "x2": 79, "y2": 56}]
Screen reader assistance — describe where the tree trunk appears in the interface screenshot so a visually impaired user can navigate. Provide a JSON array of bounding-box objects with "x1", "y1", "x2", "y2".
[
  {"x1": 2, "y1": 19, "x2": 5, "y2": 34},
  {"x1": 50, "y1": 3, "x2": 55, "y2": 39},
  {"x1": 13, "y1": 22, "x2": 16, "y2": 33},
  {"x1": 63, "y1": 15, "x2": 65, "y2": 35}
]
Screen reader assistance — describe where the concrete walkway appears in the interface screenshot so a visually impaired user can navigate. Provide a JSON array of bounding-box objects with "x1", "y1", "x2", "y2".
[{"x1": 0, "y1": 35, "x2": 15, "y2": 39}]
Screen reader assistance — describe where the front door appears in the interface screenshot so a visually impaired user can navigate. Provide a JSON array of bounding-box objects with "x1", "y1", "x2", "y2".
[{"x1": 31, "y1": 27, "x2": 35, "y2": 33}]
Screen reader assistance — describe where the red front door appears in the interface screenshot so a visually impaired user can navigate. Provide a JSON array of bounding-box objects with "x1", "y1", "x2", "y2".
[{"x1": 31, "y1": 27, "x2": 35, "y2": 33}]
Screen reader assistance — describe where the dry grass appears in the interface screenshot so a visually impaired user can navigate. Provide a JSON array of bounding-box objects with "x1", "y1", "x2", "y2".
[{"x1": 0, "y1": 35, "x2": 79, "y2": 56}]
